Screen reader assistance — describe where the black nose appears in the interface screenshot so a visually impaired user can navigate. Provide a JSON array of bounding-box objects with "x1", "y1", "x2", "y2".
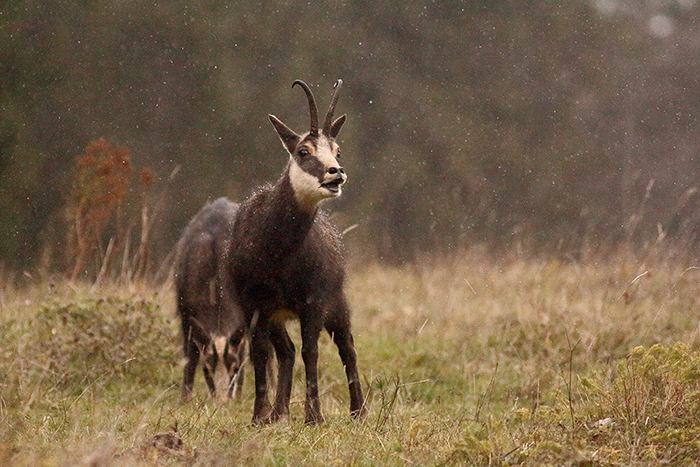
[{"x1": 328, "y1": 167, "x2": 345, "y2": 175}]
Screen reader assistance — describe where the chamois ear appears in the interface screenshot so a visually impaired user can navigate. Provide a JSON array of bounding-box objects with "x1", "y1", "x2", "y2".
[
  {"x1": 328, "y1": 114, "x2": 346, "y2": 139},
  {"x1": 268, "y1": 114, "x2": 301, "y2": 155}
]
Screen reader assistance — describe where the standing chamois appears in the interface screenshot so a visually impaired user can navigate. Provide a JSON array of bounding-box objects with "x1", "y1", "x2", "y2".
[
  {"x1": 175, "y1": 197, "x2": 246, "y2": 401},
  {"x1": 218, "y1": 79, "x2": 366, "y2": 424}
]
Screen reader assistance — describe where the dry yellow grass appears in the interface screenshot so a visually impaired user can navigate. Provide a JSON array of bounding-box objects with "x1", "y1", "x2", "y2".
[{"x1": 2, "y1": 250, "x2": 700, "y2": 465}]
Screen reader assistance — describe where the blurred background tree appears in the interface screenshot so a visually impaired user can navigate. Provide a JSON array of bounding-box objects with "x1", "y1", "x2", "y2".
[{"x1": 2, "y1": 0, "x2": 700, "y2": 275}]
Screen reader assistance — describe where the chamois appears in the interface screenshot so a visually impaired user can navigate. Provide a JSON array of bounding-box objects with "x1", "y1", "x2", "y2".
[
  {"x1": 218, "y1": 79, "x2": 366, "y2": 424},
  {"x1": 175, "y1": 197, "x2": 246, "y2": 401}
]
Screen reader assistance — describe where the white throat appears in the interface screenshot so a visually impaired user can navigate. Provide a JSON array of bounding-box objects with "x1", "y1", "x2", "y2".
[{"x1": 289, "y1": 157, "x2": 341, "y2": 210}]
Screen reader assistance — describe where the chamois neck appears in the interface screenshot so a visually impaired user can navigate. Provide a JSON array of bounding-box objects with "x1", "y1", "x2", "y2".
[{"x1": 243, "y1": 167, "x2": 317, "y2": 256}]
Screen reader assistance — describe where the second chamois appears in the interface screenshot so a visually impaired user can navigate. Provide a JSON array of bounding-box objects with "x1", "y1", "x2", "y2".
[{"x1": 175, "y1": 197, "x2": 246, "y2": 401}]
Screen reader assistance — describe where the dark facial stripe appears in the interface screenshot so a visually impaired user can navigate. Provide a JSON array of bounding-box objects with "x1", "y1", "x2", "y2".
[
  {"x1": 295, "y1": 135, "x2": 327, "y2": 181},
  {"x1": 296, "y1": 150, "x2": 327, "y2": 181}
]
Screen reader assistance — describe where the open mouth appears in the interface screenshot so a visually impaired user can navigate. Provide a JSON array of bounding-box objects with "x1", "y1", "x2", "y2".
[{"x1": 321, "y1": 178, "x2": 344, "y2": 194}]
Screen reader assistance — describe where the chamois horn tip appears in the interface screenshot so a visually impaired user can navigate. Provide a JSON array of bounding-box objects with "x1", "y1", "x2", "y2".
[{"x1": 323, "y1": 79, "x2": 344, "y2": 135}]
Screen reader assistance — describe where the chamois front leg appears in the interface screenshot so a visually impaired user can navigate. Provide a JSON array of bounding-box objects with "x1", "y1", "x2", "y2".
[
  {"x1": 300, "y1": 316, "x2": 324, "y2": 425},
  {"x1": 250, "y1": 321, "x2": 274, "y2": 424},
  {"x1": 268, "y1": 322, "x2": 295, "y2": 422},
  {"x1": 181, "y1": 340, "x2": 199, "y2": 401},
  {"x1": 202, "y1": 364, "x2": 218, "y2": 398},
  {"x1": 180, "y1": 319, "x2": 199, "y2": 401}
]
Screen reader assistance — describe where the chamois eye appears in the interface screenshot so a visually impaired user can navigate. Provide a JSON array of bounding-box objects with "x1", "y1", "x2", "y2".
[
  {"x1": 298, "y1": 148, "x2": 309, "y2": 157},
  {"x1": 336, "y1": 149, "x2": 341, "y2": 159}
]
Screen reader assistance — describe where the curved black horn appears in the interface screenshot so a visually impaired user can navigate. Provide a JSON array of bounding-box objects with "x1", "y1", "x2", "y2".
[
  {"x1": 323, "y1": 79, "x2": 343, "y2": 135},
  {"x1": 292, "y1": 80, "x2": 318, "y2": 136}
]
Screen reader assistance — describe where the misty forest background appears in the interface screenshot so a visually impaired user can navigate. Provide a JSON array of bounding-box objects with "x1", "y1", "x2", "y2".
[{"x1": 3, "y1": 0, "x2": 700, "y2": 279}]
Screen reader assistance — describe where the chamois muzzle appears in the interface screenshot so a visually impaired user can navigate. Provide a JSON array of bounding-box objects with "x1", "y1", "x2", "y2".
[{"x1": 320, "y1": 170, "x2": 347, "y2": 195}]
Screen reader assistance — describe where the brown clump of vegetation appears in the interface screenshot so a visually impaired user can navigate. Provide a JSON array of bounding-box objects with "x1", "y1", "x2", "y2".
[
  {"x1": 68, "y1": 138, "x2": 133, "y2": 283},
  {"x1": 66, "y1": 138, "x2": 158, "y2": 285}
]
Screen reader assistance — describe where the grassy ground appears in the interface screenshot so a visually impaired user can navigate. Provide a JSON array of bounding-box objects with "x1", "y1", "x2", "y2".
[{"x1": 2, "y1": 251, "x2": 700, "y2": 465}]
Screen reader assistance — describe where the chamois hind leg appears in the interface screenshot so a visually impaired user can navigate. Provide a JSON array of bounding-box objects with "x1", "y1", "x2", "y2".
[
  {"x1": 300, "y1": 315, "x2": 324, "y2": 424},
  {"x1": 268, "y1": 321, "x2": 295, "y2": 422},
  {"x1": 325, "y1": 301, "x2": 366, "y2": 419},
  {"x1": 330, "y1": 328, "x2": 366, "y2": 418},
  {"x1": 250, "y1": 320, "x2": 274, "y2": 424}
]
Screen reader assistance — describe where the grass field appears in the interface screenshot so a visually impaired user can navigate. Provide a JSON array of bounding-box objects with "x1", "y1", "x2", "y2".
[{"x1": 2, "y1": 250, "x2": 700, "y2": 466}]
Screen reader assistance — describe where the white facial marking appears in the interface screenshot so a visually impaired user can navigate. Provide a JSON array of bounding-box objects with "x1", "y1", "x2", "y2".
[
  {"x1": 288, "y1": 135, "x2": 345, "y2": 210},
  {"x1": 315, "y1": 139, "x2": 338, "y2": 168},
  {"x1": 290, "y1": 163, "x2": 343, "y2": 210},
  {"x1": 212, "y1": 336, "x2": 231, "y2": 401},
  {"x1": 214, "y1": 336, "x2": 227, "y2": 359},
  {"x1": 289, "y1": 158, "x2": 327, "y2": 209}
]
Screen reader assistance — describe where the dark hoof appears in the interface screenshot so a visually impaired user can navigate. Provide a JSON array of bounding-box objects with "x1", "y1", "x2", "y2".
[
  {"x1": 351, "y1": 405, "x2": 368, "y2": 420},
  {"x1": 304, "y1": 412, "x2": 325, "y2": 425},
  {"x1": 251, "y1": 404, "x2": 274, "y2": 426},
  {"x1": 270, "y1": 409, "x2": 290, "y2": 424},
  {"x1": 251, "y1": 416, "x2": 273, "y2": 426}
]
